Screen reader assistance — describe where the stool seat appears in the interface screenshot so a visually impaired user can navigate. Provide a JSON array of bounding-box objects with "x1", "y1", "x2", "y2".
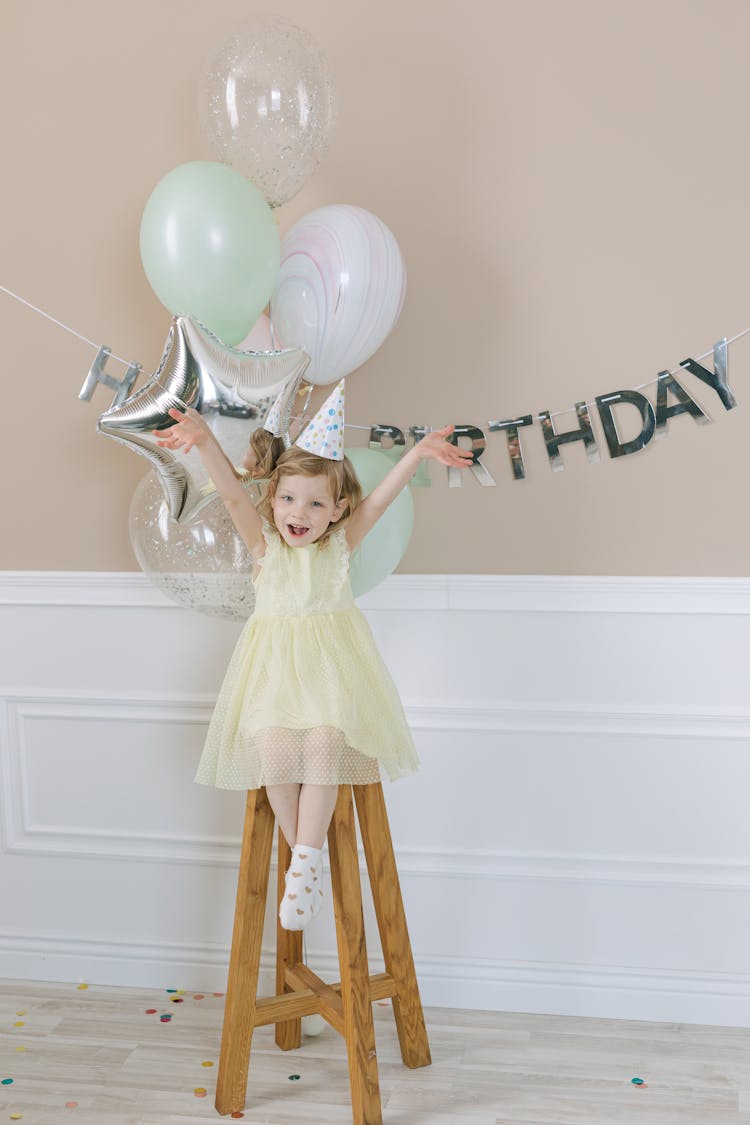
[{"x1": 214, "y1": 782, "x2": 431, "y2": 1125}]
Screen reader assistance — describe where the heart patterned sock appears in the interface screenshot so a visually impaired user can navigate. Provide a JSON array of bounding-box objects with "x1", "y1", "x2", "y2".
[{"x1": 279, "y1": 844, "x2": 324, "y2": 930}]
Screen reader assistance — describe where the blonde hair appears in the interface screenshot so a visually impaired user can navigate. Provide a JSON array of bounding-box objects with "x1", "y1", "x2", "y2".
[
  {"x1": 257, "y1": 446, "x2": 363, "y2": 545},
  {"x1": 247, "y1": 428, "x2": 286, "y2": 478}
]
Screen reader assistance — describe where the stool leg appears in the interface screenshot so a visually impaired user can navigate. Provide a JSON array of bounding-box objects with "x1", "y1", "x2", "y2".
[
  {"x1": 354, "y1": 783, "x2": 431, "y2": 1069},
  {"x1": 275, "y1": 827, "x2": 303, "y2": 1050},
  {"x1": 328, "y1": 785, "x2": 382, "y2": 1125},
  {"x1": 215, "y1": 787, "x2": 275, "y2": 1116}
]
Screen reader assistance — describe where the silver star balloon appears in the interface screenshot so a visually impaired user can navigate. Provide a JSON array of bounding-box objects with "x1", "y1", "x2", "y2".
[{"x1": 89, "y1": 315, "x2": 309, "y2": 521}]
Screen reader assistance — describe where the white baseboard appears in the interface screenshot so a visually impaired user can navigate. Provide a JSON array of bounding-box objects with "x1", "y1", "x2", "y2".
[{"x1": 3, "y1": 930, "x2": 750, "y2": 1027}]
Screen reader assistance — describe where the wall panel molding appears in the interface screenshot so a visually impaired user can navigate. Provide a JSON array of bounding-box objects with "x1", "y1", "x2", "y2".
[{"x1": 2, "y1": 571, "x2": 750, "y2": 1025}]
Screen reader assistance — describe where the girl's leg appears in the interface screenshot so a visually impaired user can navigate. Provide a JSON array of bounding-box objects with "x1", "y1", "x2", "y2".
[
  {"x1": 265, "y1": 783, "x2": 301, "y2": 849},
  {"x1": 296, "y1": 783, "x2": 339, "y2": 849},
  {"x1": 278, "y1": 784, "x2": 338, "y2": 931}
]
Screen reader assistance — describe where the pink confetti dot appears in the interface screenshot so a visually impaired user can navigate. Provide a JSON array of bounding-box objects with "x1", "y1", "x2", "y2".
[
  {"x1": 65, "y1": 1102, "x2": 78, "y2": 1109},
  {"x1": 192, "y1": 993, "x2": 205, "y2": 1000},
  {"x1": 145, "y1": 1009, "x2": 157, "y2": 1015}
]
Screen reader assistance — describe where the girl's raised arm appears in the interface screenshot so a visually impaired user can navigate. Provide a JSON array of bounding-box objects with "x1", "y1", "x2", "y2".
[
  {"x1": 154, "y1": 408, "x2": 265, "y2": 558},
  {"x1": 345, "y1": 426, "x2": 473, "y2": 551}
]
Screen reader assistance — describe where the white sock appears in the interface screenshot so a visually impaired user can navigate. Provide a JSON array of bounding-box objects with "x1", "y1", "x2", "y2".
[{"x1": 279, "y1": 845, "x2": 324, "y2": 930}]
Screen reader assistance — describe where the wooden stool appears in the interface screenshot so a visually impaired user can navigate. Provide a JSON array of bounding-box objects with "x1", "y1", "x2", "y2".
[{"x1": 214, "y1": 782, "x2": 431, "y2": 1124}]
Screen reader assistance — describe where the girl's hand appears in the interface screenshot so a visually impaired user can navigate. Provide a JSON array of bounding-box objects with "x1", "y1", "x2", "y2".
[
  {"x1": 416, "y1": 425, "x2": 475, "y2": 468},
  {"x1": 153, "y1": 408, "x2": 211, "y2": 454}
]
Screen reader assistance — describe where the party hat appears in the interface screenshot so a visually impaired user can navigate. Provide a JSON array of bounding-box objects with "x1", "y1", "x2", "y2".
[
  {"x1": 262, "y1": 388, "x2": 285, "y2": 435},
  {"x1": 294, "y1": 379, "x2": 346, "y2": 460}
]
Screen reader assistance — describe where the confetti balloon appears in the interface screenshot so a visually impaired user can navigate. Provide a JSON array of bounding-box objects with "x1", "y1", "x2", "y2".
[
  {"x1": 271, "y1": 205, "x2": 406, "y2": 385},
  {"x1": 199, "y1": 16, "x2": 336, "y2": 208},
  {"x1": 129, "y1": 472, "x2": 258, "y2": 619}
]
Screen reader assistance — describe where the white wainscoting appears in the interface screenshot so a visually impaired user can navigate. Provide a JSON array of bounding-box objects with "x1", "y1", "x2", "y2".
[{"x1": 2, "y1": 572, "x2": 750, "y2": 1026}]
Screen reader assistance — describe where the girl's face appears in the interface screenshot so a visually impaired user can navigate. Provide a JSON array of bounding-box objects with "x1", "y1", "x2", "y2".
[{"x1": 272, "y1": 472, "x2": 347, "y2": 547}]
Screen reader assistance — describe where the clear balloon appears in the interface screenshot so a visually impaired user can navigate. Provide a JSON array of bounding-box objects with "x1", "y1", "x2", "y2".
[
  {"x1": 271, "y1": 205, "x2": 406, "y2": 385},
  {"x1": 199, "y1": 16, "x2": 336, "y2": 208},
  {"x1": 139, "y1": 161, "x2": 280, "y2": 345},
  {"x1": 346, "y1": 447, "x2": 414, "y2": 597},
  {"x1": 129, "y1": 471, "x2": 258, "y2": 620}
]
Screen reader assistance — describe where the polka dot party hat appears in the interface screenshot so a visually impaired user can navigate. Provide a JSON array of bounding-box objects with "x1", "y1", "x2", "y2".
[
  {"x1": 262, "y1": 388, "x2": 285, "y2": 436},
  {"x1": 294, "y1": 379, "x2": 346, "y2": 461}
]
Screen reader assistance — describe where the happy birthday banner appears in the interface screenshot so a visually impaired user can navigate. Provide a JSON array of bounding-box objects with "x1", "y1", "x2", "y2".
[
  {"x1": 1, "y1": 285, "x2": 745, "y2": 491},
  {"x1": 367, "y1": 337, "x2": 741, "y2": 487}
]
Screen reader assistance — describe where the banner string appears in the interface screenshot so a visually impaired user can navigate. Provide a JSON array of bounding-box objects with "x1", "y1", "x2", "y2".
[
  {"x1": 0, "y1": 285, "x2": 138, "y2": 368},
  {"x1": 3, "y1": 282, "x2": 749, "y2": 426}
]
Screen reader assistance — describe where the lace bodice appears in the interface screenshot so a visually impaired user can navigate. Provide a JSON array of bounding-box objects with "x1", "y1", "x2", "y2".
[{"x1": 253, "y1": 525, "x2": 354, "y2": 618}]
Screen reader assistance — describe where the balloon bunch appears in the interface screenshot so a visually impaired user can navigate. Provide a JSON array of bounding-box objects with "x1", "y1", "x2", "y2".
[{"x1": 101, "y1": 15, "x2": 410, "y2": 617}]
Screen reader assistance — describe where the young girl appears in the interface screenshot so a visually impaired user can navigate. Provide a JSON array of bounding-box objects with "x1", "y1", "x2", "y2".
[{"x1": 155, "y1": 401, "x2": 472, "y2": 930}]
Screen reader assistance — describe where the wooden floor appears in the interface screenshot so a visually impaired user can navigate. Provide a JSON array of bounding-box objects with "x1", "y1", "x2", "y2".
[{"x1": 2, "y1": 979, "x2": 750, "y2": 1124}]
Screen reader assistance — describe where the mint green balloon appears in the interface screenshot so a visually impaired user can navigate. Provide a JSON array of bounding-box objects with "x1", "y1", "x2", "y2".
[
  {"x1": 139, "y1": 161, "x2": 280, "y2": 345},
  {"x1": 346, "y1": 447, "x2": 414, "y2": 597}
]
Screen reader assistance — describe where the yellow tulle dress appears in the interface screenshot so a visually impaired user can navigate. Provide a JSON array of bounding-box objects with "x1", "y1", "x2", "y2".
[{"x1": 194, "y1": 523, "x2": 419, "y2": 789}]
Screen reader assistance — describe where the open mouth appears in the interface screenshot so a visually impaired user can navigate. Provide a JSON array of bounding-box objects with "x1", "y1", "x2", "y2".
[{"x1": 287, "y1": 523, "x2": 310, "y2": 538}]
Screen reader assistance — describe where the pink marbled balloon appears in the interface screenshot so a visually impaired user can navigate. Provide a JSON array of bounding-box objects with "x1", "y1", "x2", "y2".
[{"x1": 270, "y1": 204, "x2": 406, "y2": 385}]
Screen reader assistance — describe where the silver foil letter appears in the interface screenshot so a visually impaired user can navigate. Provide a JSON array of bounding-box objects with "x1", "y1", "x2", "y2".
[
  {"x1": 369, "y1": 423, "x2": 406, "y2": 452},
  {"x1": 596, "y1": 390, "x2": 656, "y2": 458},
  {"x1": 79, "y1": 346, "x2": 141, "y2": 407},
  {"x1": 488, "y1": 415, "x2": 533, "y2": 480},
  {"x1": 655, "y1": 370, "x2": 710, "y2": 437},
  {"x1": 445, "y1": 425, "x2": 496, "y2": 487},
  {"x1": 679, "y1": 338, "x2": 736, "y2": 411},
  {"x1": 537, "y1": 403, "x2": 600, "y2": 473}
]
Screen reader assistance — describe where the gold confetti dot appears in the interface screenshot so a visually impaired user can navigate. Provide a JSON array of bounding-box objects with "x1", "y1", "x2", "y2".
[
  {"x1": 15, "y1": 1011, "x2": 26, "y2": 1017},
  {"x1": 15, "y1": 1047, "x2": 26, "y2": 1053},
  {"x1": 201, "y1": 1060, "x2": 214, "y2": 1067},
  {"x1": 10, "y1": 1115, "x2": 22, "y2": 1121},
  {"x1": 13, "y1": 1022, "x2": 24, "y2": 1028},
  {"x1": 76, "y1": 984, "x2": 88, "y2": 991}
]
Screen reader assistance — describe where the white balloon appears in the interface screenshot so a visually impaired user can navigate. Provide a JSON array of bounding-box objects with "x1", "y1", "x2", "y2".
[{"x1": 271, "y1": 205, "x2": 406, "y2": 385}]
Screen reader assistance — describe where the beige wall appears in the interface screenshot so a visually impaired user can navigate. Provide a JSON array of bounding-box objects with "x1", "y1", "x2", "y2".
[{"x1": 3, "y1": 0, "x2": 749, "y2": 575}]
